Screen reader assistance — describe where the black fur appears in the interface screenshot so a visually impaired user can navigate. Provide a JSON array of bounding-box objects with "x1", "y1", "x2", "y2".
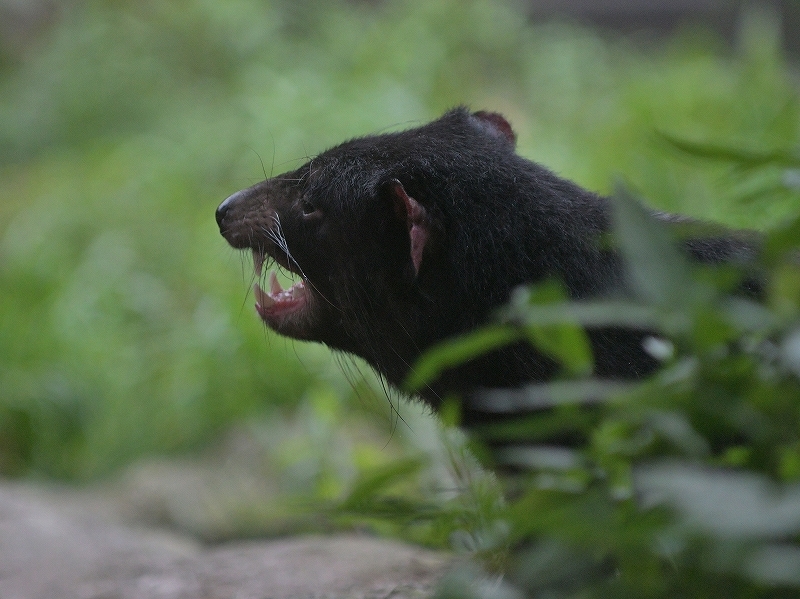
[{"x1": 216, "y1": 108, "x2": 757, "y2": 411}]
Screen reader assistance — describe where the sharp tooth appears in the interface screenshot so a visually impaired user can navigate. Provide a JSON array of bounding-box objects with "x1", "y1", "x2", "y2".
[
  {"x1": 253, "y1": 250, "x2": 265, "y2": 277},
  {"x1": 269, "y1": 271, "x2": 282, "y2": 294},
  {"x1": 254, "y1": 283, "x2": 275, "y2": 308}
]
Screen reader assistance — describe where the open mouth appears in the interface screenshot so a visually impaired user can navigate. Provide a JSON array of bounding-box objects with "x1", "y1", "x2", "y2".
[{"x1": 251, "y1": 250, "x2": 310, "y2": 325}]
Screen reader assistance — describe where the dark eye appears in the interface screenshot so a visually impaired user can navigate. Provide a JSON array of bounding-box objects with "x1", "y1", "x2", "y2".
[{"x1": 299, "y1": 199, "x2": 319, "y2": 217}]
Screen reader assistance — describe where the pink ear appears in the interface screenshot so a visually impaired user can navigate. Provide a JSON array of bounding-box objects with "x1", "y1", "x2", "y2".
[
  {"x1": 389, "y1": 179, "x2": 429, "y2": 277},
  {"x1": 473, "y1": 110, "x2": 517, "y2": 146}
]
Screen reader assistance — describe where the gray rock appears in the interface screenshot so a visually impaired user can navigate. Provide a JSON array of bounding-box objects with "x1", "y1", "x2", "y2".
[{"x1": 0, "y1": 482, "x2": 448, "y2": 599}]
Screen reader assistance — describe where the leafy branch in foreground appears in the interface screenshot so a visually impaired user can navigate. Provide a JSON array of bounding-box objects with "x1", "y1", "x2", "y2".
[{"x1": 417, "y1": 185, "x2": 800, "y2": 598}]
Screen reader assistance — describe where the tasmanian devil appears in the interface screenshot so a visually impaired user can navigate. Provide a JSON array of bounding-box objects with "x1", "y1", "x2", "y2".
[{"x1": 215, "y1": 108, "x2": 756, "y2": 418}]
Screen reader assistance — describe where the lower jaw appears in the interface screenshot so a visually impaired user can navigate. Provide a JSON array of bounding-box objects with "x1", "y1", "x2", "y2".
[{"x1": 255, "y1": 296, "x2": 307, "y2": 324}]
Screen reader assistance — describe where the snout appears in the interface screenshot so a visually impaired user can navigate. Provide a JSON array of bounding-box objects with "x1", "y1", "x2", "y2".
[
  {"x1": 216, "y1": 186, "x2": 279, "y2": 250},
  {"x1": 216, "y1": 188, "x2": 259, "y2": 249},
  {"x1": 215, "y1": 188, "x2": 248, "y2": 233}
]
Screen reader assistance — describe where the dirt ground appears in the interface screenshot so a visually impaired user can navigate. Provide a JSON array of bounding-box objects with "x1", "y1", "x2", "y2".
[{"x1": 0, "y1": 481, "x2": 450, "y2": 599}]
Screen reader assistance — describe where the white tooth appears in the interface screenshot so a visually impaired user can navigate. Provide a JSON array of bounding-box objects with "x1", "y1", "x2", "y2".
[
  {"x1": 291, "y1": 281, "x2": 305, "y2": 299},
  {"x1": 253, "y1": 251, "x2": 265, "y2": 277},
  {"x1": 269, "y1": 271, "x2": 282, "y2": 294},
  {"x1": 254, "y1": 283, "x2": 275, "y2": 307}
]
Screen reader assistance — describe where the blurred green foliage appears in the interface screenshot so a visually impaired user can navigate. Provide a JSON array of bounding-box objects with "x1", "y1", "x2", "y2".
[
  {"x1": 0, "y1": 0, "x2": 798, "y2": 545},
  {"x1": 418, "y1": 150, "x2": 800, "y2": 597},
  {"x1": 425, "y1": 180, "x2": 800, "y2": 597},
  {"x1": 3, "y1": 0, "x2": 800, "y2": 594}
]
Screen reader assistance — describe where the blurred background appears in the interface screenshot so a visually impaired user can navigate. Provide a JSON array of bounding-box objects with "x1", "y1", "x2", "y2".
[{"x1": 1, "y1": 0, "x2": 799, "y2": 539}]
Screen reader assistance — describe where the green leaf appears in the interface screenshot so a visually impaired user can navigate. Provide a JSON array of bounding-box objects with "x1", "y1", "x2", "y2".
[
  {"x1": 525, "y1": 322, "x2": 593, "y2": 377},
  {"x1": 338, "y1": 457, "x2": 424, "y2": 512},
  {"x1": 726, "y1": 174, "x2": 791, "y2": 205},
  {"x1": 635, "y1": 462, "x2": 800, "y2": 538},
  {"x1": 405, "y1": 325, "x2": 522, "y2": 391},
  {"x1": 784, "y1": 169, "x2": 800, "y2": 189},
  {"x1": 746, "y1": 544, "x2": 800, "y2": 586},
  {"x1": 470, "y1": 379, "x2": 635, "y2": 413},
  {"x1": 611, "y1": 185, "x2": 698, "y2": 309},
  {"x1": 764, "y1": 212, "x2": 800, "y2": 260},
  {"x1": 504, "y1": 294, "x2": 661, "y2": 331},
  {"x1": 493, "y1": 445, "x2": 584, "y2": 471},
  {"x1": 656, "y1": 131, "x2": 800, "y2": 169}
]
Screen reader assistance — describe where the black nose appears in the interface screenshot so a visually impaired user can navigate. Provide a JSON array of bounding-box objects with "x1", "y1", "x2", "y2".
[
  {"x1": 215, "y1": 202, "x2": 227, "y2": 230},
  {"x1": 216, "y1": 189, "x2": 245, "y2": 232}
]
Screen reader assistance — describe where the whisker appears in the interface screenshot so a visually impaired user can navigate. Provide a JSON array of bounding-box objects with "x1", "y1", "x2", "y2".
[{"x1": 266, "y1": 214, "x2": 340, "y2": 313}]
